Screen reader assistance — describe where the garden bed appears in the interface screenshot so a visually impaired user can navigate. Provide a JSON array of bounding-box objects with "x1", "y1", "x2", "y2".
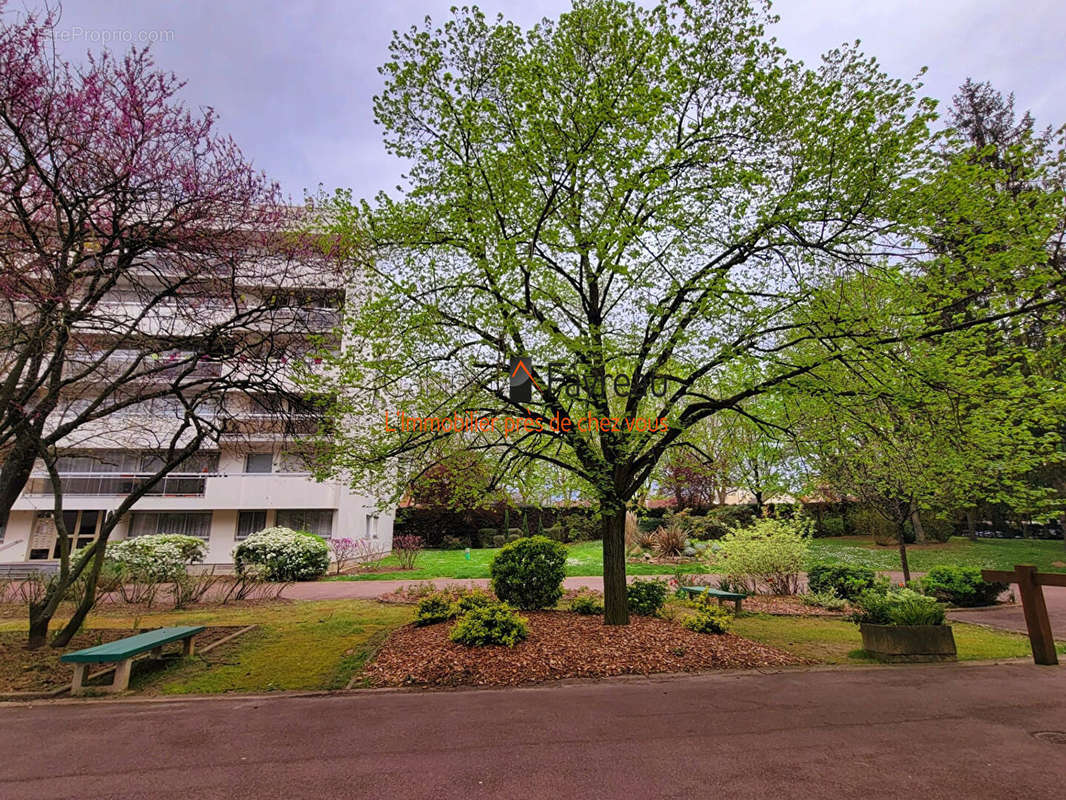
[
  {"x1": 0, "y1": 626, "x2": 243, "y2": 695},
  {"x1": 365, "y1": 611, "x2": 806, "y2": 688},
  {"x1": 742, "y1": 595, "x2": 850, "y2": 616}
]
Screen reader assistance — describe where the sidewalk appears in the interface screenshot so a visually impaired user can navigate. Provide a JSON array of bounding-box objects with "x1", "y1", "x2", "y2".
[{"x1": 4, "y1": 662, "x2": 1063, "y2": 799}]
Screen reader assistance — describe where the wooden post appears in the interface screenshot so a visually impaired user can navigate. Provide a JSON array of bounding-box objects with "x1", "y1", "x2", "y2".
[
  {"x1": 182, "y1": 635, "x2": 195, "y2": 657},
  {"x1": 1016, "y1": 565, "x2": 1058, "y2": 666},
  {"x1": 983, "y1": 565, "x2": 1062, "y2": 666}
]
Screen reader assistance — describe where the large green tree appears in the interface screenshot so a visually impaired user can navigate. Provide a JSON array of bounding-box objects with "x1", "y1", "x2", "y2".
[{"x1": 308, "y1": 0, "x2": 1061, "y2": 623}]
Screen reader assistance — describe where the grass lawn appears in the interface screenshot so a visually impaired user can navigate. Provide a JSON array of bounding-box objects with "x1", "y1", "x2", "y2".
[
  {"x1": 807, "y1": 536, "x2": 1066, "y2": 573},
  {"x1": 328, "y1": 540, "x2": 707, "y2": 581},
  {"x1": 0, "y1": 600, "x2": 414, "y2": 695},
  {"x1": 731, "y1": 613, "x2": 1065, "y2": 664},
  {"x1": 329, "y1": 535, "x2": 1066, "y2": 581}
]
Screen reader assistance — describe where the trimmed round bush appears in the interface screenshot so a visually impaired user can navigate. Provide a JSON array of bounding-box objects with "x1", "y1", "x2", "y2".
[
  {"x1": 683, "y1": 605, "x2": 733, "y2": 634},
  {"x1": 233, "y1": 526, "x2": 330, "y2": 581},
  {"x1": 627, "y1": 579, "x2": 668, "y2": 616},
  {"x1": 807, "y1": 563, "x2": 878, "y2": 601},
  {"x1": 489, "y1": 535, "x2": 567, "y2": 610},
  {"x1": 449, "y1": 603, "x2": 529, "y2": 647},
  {"x1": 920, "y1": 566, "x2": 1006, "y2": 607}
]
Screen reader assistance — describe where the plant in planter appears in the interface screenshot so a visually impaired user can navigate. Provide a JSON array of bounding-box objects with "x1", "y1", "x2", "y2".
[{"x1": 852, "y1": 588, "x2": 955, "y2": 662}]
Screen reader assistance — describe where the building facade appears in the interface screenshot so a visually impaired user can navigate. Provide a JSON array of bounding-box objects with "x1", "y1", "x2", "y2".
[{"x1": 0, "y1": 247, "x2": 393, "y2": 569}]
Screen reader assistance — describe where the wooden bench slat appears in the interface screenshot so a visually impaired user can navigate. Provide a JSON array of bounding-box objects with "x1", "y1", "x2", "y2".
[
  {"x1": 680, "y1": 586, "x2": 746, "y2": 599},
  {"x1": 60, "y1": 626, "x2": 205, "y2": 663}
]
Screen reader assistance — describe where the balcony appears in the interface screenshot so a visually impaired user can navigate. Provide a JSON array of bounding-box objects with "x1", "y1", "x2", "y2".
[
  {"x1": 22, "y1": 472, "x2": 212, "y2": 497},
  {"x1": 15, "y1": 471, "x2": 345, "y2": 512}
]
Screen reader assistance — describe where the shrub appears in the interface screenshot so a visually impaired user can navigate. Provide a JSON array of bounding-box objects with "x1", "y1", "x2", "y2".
[
  {"x1": 454, "y1": 588, "x2": 495, "y2": 614},
  {"x1": 801, "y1": 591, "x2": 847, "y2": 611},
  {"x1": 850, "y1": 507, "x2": 913, "y2": 545},
  {"x1": 141, "y1": 534, "x2": 207, "y2": 563},
  {"x1": 329, "y1": 537, "x2": 377, "y2": 574},
  {"x1": 920, "y1": 566, "x2": 1006, "y2": 607},
  {"x1": 449, "y1": 603, "x2": 529, "y2": 647},
  {"x1": 807, "y1": 564, "x2": 878, "y2": 601},
  {"x1": 715, "y1": 516, "x2": 811, "y2": 594},
  {"x1": 651, "y1": 523, "x2": 687, "y2": 557},
  {"x1": 492, "y1": 534, "x2": 506, "y2": 548},
  {"x1": 107, "y1": 537, "x2": 192, "y2": 583},
  {"x1": 569, "y1": 589, "x2": 604, "y2": 615},
  {"x1": 505, "y1": 532, "x2": 521, "y2": 544},
  {"x1": 627, "y1": 579, "x2": 668, "y2": 616},
  {"x1": 392, "y1": 535, "x2": 423, "y2": 569},
  {"x1": 543, "y1": 525, "x2": 567, "y2": 543},
  {"x1": 852, "y1": 587, "x2": 945, "y2": 626},
  {"x1": 817, "y1": 515, "x2": 846, "y2": 537},
  {"x1": 441, "y1": 535, "x2": 466, "y2": 550},
  {"x1": 475, "y1": 528, "x2": 497, "y2": 547},
  {"x1": 682, "y1": 605, "x2": 733, "y2": 634},
  {"x1": 416, "y1": 592, "x2": 458, "y2": 625},
  {"x1": 490, "y1": 535, "x2": 568, "y2": 609},
  {"x1": 919, "y1": 514, "x2": 956, "y2": 543},
  {"x1": 564, "y1": 514, "x2": 600, "y2": 542},
  {"x1": 233, "y1": 527, "x2": 330, "y2": 581}
]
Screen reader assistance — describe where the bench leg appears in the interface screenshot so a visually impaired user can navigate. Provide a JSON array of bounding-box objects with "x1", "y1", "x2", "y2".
[
  {"x1": 182, "y1": 636, "x2": 195, "y2": 657},
  {"x1": 70, "y1": 663, "x2": 87, "y2": 697},
  {"x1": 734, "y1": 598, "x2": 742, "y2": 613},
  {"x1": 109, "y1": 659, "x2": 133, "y2": 693},
  {"x1": 150, "y1": 646, "x2": 163, "y2": 659}
]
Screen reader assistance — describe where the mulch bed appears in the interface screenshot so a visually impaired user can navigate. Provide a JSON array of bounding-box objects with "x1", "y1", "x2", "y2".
[
  {"x1": 742, "y1": 595, "x2": 850, "y2": 616},
  {"x1": 365, "y1": 611, "x2": 806, "y2": 688},
  {"x1": 0, "y1": 626, "x2": 242, "y2": 695}
]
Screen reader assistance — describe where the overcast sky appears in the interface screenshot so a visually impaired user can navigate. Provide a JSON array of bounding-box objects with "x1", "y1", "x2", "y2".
[{"x1": 36, "y1": 0, "x2": 1066, "y2": 201}]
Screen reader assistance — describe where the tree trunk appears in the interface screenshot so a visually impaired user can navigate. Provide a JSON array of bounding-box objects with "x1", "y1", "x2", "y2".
[
  {"x1": 51, "y1": 542, "x2": 107, "y2": 648},
  {"x1": 28, "y1": 602, "x2": 51, "y2": 650},
  {"x1": 966, "y1": 508, "x2": 977, "y2": 541},
  {"x1": 0, "y1": 436, "x2": 39, "y2": 518},
  {"x1": 897, "y1": 521, "x2": 911, "y2": 584},
  {"x1": 601, "y1": 506, "x2": 629, "y2": 625},
  {"x1": 909, "y1": 501, "x2": 926, "y2": 544}
]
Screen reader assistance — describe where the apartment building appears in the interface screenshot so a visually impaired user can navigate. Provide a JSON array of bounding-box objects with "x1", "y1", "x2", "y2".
[{"x1": 0, "y1": 252, "x2": 393, "y2": 569}]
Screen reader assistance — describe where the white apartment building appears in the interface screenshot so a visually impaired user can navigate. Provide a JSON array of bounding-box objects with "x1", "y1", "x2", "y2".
[{"x1": 0, "y1": 256, "x2": 393, "y2": 569}]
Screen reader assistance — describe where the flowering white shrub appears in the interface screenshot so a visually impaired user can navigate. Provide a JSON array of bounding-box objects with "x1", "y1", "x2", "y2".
[
  {"x1": 233, "y1": 526, "x2": 330, "y2": 581},
  {"x1": 107, "y1": 535, "x2": 201, "y2": 582}
]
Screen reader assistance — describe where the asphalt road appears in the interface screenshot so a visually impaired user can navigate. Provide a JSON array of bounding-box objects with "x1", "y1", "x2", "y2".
[{"x1": 3, "y1": 662, "x2": 1064, "y2": 799}]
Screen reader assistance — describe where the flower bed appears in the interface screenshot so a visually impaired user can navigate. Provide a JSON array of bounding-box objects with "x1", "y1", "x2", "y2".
[{"x1": 365, "y1": 611, "x2": 805, "y2": 688}]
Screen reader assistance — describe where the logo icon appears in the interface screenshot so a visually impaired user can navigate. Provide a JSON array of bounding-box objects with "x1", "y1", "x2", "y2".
[{"x1": 508, "y1": 357, "x2": 538, "y2": 403}]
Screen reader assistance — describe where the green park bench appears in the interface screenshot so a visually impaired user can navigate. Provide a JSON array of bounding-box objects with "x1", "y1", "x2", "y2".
[
  {"x1": 60, "y1": 625, "x2": 205, "y2": 695},
  {"x1": 680, "y1": 586, "x2": 746, "y2": 612}
]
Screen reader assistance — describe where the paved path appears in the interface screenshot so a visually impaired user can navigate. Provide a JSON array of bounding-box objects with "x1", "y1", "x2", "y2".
[{"x1": 3, "y1": 663, "x2": 1064, "y2": 799}]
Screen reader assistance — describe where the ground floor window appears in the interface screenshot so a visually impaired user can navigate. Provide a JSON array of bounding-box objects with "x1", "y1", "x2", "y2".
[
  {"x1": 236, "y1": 510, "x2": 267, "y2": 540},
  {"x1": 275, "y1": 509, "x2": 334, "y2": 539},
  {"x1": 129, "y1": 511, "x2": 212, "y2": 539}
]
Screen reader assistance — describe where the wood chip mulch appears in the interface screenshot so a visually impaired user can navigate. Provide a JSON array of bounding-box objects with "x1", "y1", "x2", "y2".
[
  {"x1": 741, "y1": 595, "x2": 850, "y2": 616},
  {"x1": 365, "y1": 611, "x2": 806, "y2": 688}
]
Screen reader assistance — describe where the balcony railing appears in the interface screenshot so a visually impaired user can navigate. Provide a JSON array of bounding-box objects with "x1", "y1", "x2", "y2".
[{"x1": 23, "y1": 472, "x2": 215, "y2": 497}]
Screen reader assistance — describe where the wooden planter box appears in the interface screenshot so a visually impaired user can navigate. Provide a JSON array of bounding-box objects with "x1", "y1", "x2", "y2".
[{"x1": 860, "y1": 623, "x2": 957, "y2": 663}]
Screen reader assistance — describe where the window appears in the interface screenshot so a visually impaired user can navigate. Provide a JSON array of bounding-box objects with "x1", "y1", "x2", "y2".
[
  {"x1": 129, "y1": 512, "x2": 212, "y2": 539},
  {"x1": 275, "y1": 509, "x2": 334, "y2": 539},
  {"x1": 244, "y1": 453, "x2": 273, "y2": 474},
  {"x1": 236, "y1": 510, "x2": 267, "y2": 540}
]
